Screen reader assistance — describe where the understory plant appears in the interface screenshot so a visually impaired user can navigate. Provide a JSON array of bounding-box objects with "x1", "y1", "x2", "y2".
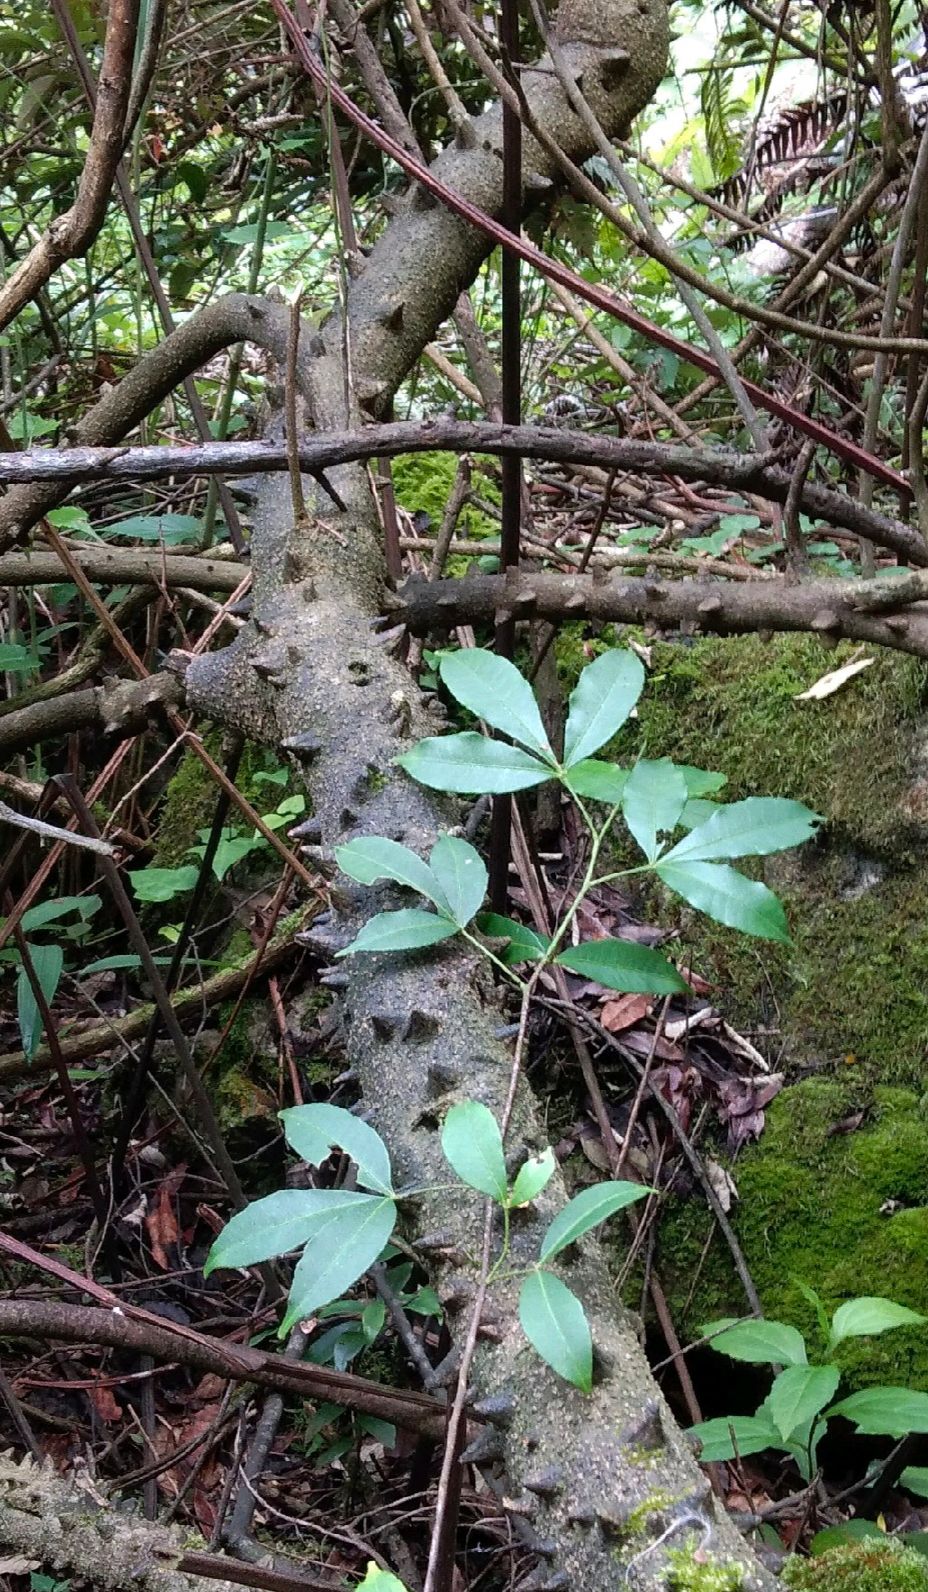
[
  {"x1": 206, "y1": 645, "x2": 822, "y2": 1387},
  {"x1": 691, "y1": 1292, "x2": 928, "y2": 1481}
]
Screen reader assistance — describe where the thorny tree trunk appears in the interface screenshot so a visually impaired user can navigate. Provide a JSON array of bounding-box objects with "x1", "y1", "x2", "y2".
[{"x1": 158, "y1": 0, "x2": 768, "y2": 1585}]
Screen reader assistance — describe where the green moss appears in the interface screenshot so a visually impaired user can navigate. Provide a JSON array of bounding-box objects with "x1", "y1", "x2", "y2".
[
  {"x1": 622, "y1": 1490, "x2": 678, "y2": 1537},
  {"x1": 782, "y1": 1538, "x2": 928, "y2": 1591},
  {"x1": 625, "y1": 635, "x2": 926, "y2": 851},
  {"x1": 655, "y1": 1080, "x2": 928, "y2": 1387},
  {"x1": 665, "y1": 1544, "x2": 745, "y2": 1590},
  {"x1": 391, "y1": 451, "x2": 499, "y2": 541},
  {"x1": 154, "y1": 742, "x2": 299, "y2": 867}
]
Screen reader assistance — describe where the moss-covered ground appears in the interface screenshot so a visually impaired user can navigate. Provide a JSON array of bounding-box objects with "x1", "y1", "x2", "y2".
[{"x1": 554, "y1": 630, "x2": 928, "y2": 1386}]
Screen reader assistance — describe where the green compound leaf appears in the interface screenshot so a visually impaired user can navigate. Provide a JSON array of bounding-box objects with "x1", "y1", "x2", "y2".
[
  {"x1": 621, "y1": 758, "x2": 688, "y2": 862},
  {"x1": 701, "y1": 1317, "x2": 808, "y2": 1367},
  {"x1": 337, "y1": 909, "x2": 459, "y2": 956},
  {"x1": 563, "y1": 650, "x2": 645, "y2": 767},
  {"x1": 441, "y1": 1100, "x2": 508, "y2": 1201},
  {"x1": 280, "y1": 1196, "x2": 397, "y2": 1334},
  {"x1": 438, "y1": 649, "x2": 554, "y2": 759},
  {"x1": 204, "y1": 1188, "x2": 372, "y2": 1273},
  {"x1": 540, "y1": 1180, "x2": 648, "y2": 1261},
  {"x1": 661, "y1": 797, "x2": 821, "y2": 865},
  {"x1": 397, "y1": 732, "x2": 551, "y2": 794},
  {"x1": 428, "y1": 835, "x2": 487, "y2": 927},
  {"x1": 655, "y1": 859, "x2": 790, "y2": 943},
  {"x1": 554, "y1": 938, "x2": 687, "y2": 994},
  {"x1": 280, "y1": 1103, "x2": 393, "y2": 1196},
  {"x1": 475, "y1": 913, "x2": 550, "y2": 964},
  {"x1": 560, "y1": 759, "x2": 628, "y2": 804},
  {"x1": 335, "y1": 836, "x2": 449, "y2": 913},
  {"x1": 519, "y1": 1270, "x2": 592, "y2": 1392}
]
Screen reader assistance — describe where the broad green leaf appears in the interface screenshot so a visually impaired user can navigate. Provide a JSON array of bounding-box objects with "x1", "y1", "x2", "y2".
[
  {"x1": 768, "y1": 1364, "x2": 839, "y2": 1442},
  {"x1": 17, "y1": 942, "x2": 63, "y2": 1061},
  {"x1": 829, "y1": 1296, "x2": 927, "y2": 1348},
  {"x1": 561, "y1": 759, "x2": 627, "y2": 804},
  {"x1": 441, "y1": 1100, "x2": 508, "y2": 1201},
  {"x1": 280, "y1": 1103, "x2": 393, "y2": 1195},
  {"x1": 661, "y1": 797, "x2": 821, "y2": 865},
  {"x1": 701, "y1": 1317, "x2": 808, "y2": 1367},
  {"x1": 540, "y1": 1180, "x2": 648, "y2": 1261},
  {"x1": 361, "y1": 1299, "x2": 387, "y2": 1342},
  {"x1": 0, "y1": 642, "x2": 38, "y2": 672},
  {"x1": 397, "y1": 733, "x2": 551, "y2": 794},
  {"x1": 678, "y1": 765, "x2": 727, "y2": 797},
  {"x1": 281, "y1": 1196, "x2": 397, "y2": 1333},
  {"x1": 131, "y1": 865, "x2": 199, "y2": 903},
  {"x1": 475, "y1": 912, "x2": 550, "y2": 964},
  {"x1": 509, "y1": 1149, "x2": 556, "y2": 1207},
  {"x1": 519, "y1": 1270, "x2": 592, "y2": 1391},
  {"x1": 688, "y1": 1414, "x2": 783, "y2": 1462},
  {"x1": 680, "y1": 799, "x2": 718, "y2": 830},
  {"x1": 810, "y1": 1522, "x2": 886, "y2": 1554},
  {"x1": 439, "y1": 649, "x2": 553, "y2": 759},
  {"x1": 20, "y1": 895, "x2": 101, "y2": 933},
  {"x1": 554, "y1": 938, "x2": 687, "y2": 994},
  {"x1": 337, "y1": 909, "x2": 458, "y2": 956},
  {"x1": 335, "y1": 837, "x2": 449, "y2": 913},
  {"x1": 563, "y1": 650, "x2": 645, "y2": 767},
  {"x1": 204, "y1": 1188, "x2": 371, "y2": 1272},
  {"x1": 621, "y1": 758, "x2": 688, "y2": 861},
  {"x1": 429, "y1": 836, "x2": 487, "y2": 927},
  {"x1": 357, "y1": 1561, "x2": 410, "y2": 1591},
  {"x1": 901, "y1": 1468, "x2": 928, "y2": 1500},
  {"x1": 656, "y1": 859, "x2": 790, "y2": 942},
  {"x1": 829, "y1": 1386, "x2": 928, "y2": 1437}
]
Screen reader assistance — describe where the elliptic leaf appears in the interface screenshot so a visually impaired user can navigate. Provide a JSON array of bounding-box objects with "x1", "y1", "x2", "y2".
[
  {"x1": 900, "y1": 1468, "x2": 928, "y2": 1500},
  {"x1": 540, "y1": 1180, "x2": 648, "y2": 1261},
  {"x1": 337, "y1": 909, "x2": 458, "y2": 956},
  {"x1": 397, "y1": 733, "x2": 551, "y2": 794},
  {"x1": 563, "y1": 649, "x2": 645, "y2": 767},
  {"x1": 768, "y1": 1365, "x2": 840, "y2": 1442},
  {"x1": 678, "y1": 765, "x2": 727, "y2": 798},
  {"x1": 656, "y1": 859, "x2": 790, "y2": 942},
  {"x1": 701, "y1": 1317, "x2": 808, "y2": 1367},
  {"x1": 357, "y1": 1565, "x2": 410, "y2": 1592},
  {"x1": 830, "y1": 1387, "x2": 928, "y2": 1437},
  {"x1": 16, "y1": 942, "x2": 63, "y2": 1062},
  {"x1": 829, "y1": 1297, "x2": 927, "y2": 1348},
  {"x1": 561, "y1": 759, "x2": 628, "y2": 804},
  {"x1": 688, "y1": 1414, "x2": 783, "y2": 1463},
  {"x1": 280, "y1": 1103, "x2": 393, "y2": 1195},
  {"x1": 509, "y1": 1149, "x2": 556, "y2": 1207},
  {"x1": 809, "y1": 1523, "x2": 886, "y2": 1555},
  {"x1": 439, "y1": 649, "x2": 553, "y2": 758},
  {"x1": 519, "y1": 1270, "x2": 592, "y2": 1392},
  {"x1": 441, "y1": 1100, "x2": 508, "y2": 1201},
  {"x1": 475, "y1": 912, "x2": 550, "y2": 964},
  {"x1": 280, "y1": 1195, "x2": 397, "y2": 1333},
  {"x1": 335, "y1": 836, "x2": 449, "y2": 913},
  {"x1": 621, "y1": 758, "x2": 688, "y2": 861},
  {"x1": 428, "y1": 836, "x2": 487, "y2": 927},
  {"x1": 661, "y1": 797, "x2": 821, "y2": 865},
  {"x1": 204, "y1": 1189, "x2": 370, "y2": 1273},
  {"x1": 554, "y1": 938, "x2": 687, "y2": 994}
]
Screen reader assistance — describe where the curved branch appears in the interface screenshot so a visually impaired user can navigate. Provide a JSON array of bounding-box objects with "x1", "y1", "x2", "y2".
[
  {"x1": 0, "y1": 423, "x2": 920, "y2": 560},
  {"x1": 0, "y1": 293, "x2": 298, "y2": 550},
  {"x1": 0, "y1": 0, "x2": 140, "y2": 332}
]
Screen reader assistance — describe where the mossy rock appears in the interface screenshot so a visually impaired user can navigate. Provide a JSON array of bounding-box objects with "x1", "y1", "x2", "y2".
[
  {"x1": 654, "y1": 1080, "x2": 928, "y2": 1387},
  {"x1": 782, "y1": 1538, "x2": 928, "y2": 1591}
]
